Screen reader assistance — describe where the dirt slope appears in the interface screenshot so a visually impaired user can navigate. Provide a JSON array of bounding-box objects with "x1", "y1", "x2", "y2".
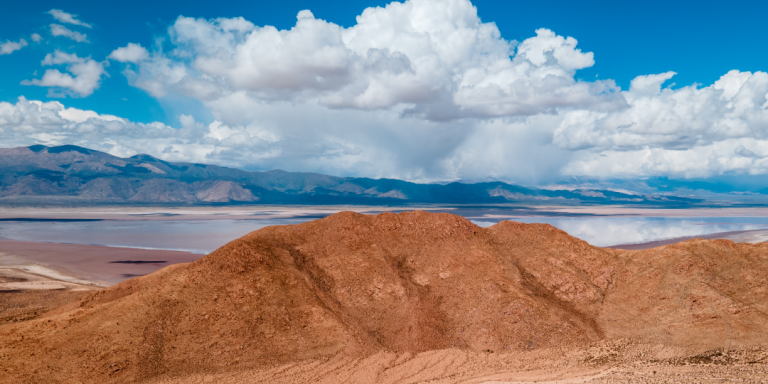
[
  {"x1": 1, "y1": 211, "x2": 767, "y2": 383},
  {"x1": 488, "y1": 221, "x2": 768, "y2": 348}
]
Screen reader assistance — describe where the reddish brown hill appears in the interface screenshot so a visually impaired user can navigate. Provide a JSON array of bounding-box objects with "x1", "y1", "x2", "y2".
[{"x1": 2, "y1": 211, "x2": 768, "y2": 383}]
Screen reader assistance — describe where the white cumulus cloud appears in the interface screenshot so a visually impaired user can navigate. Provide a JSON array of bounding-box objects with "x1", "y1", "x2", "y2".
[
  {"x1": 4, "y1": 0, "x2": 768, "y2": 184},
  {"x1": 50, "y1": 24, "x2": 89, "y2": 43},
  {"x1": 554, "y1": 70, "x2": 768, "y2": 152},
  {"x1": 115, "y1": 0, "x2": 623, "y2": 120},
  {"x1": 108, "y1": 43, "x2": 149, "y2": 63},
  {"x1": 21, "y1": 51, "x2": 106, "y2": 97},
  {"x1": 552, "y1": 70, "x2": 768, "y2": 177},
  {"x1": 0, "y1": 92, "x2": 577, "y2": 183},
  {"x1": 0, "y1": 97, "x2": 283, "y2": 168},
  {"x1": 0, "y1": 39, "x2": 28, "y2": 55},
  {"x1": 561, "y1": 138, "x2": 768, "y2": 179}
]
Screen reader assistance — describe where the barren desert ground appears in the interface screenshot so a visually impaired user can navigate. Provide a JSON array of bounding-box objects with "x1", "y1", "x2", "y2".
[{"x1": 2, "y1": 209, "x2": 768, "y2": 383}]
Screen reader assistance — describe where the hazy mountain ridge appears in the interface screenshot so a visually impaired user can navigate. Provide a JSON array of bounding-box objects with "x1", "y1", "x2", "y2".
[{"x1": 0, "y1": 145, "x2": 700, "y2": 205}]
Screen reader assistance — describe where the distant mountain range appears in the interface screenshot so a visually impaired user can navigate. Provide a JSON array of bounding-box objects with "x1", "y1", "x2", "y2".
[{"x1": 0, "y1": 145, "x2": 700, "y2": 206}]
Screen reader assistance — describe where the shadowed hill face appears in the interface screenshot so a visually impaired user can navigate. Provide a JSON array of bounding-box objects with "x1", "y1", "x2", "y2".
[{"x1": 1, "y1": 211, "x2": 767, "y2": 383}]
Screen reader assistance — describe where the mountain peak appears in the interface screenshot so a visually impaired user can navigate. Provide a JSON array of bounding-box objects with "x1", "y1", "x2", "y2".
[
  {"x1": 27, "y1": 144, "x2": 94, "y2": 155},
  {"x1": 129, "y1": 153, "x2": 159, "y2": 161}
]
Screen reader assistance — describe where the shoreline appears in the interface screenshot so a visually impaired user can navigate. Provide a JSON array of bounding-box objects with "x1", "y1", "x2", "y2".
[
  {"x1": 607, "y1": 228, "x2": 768, "y2": 250},
  {"x1": 0, "y1": 239, "x2": 201, "y2": 285},
  {"x1": 3, "y1": 204, "x2": 768, "y2": 256},
  {"x1": 4, "y1": 204, "x2": 768, "y2": 222},
  {"x1": 0, "y1": 240, "x2": 200, "y2": 324}
]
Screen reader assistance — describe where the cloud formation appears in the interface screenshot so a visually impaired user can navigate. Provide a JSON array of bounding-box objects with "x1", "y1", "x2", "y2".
[
  {"x1": 0, "y1": 39, "x2": 28, "y2": 55},
  {"x1": 47, "y1": 9, "x2": 92, "y2": 28},
  {"x1": 0, "y1": 97, "x2": 284, "y2": 169},
  {"x1": 112, "y1": 0, "x2": 623, "y2": 120},
  {"x1": 50, "y1": 24, "x2": 89, "y2": 43},
  {"x1": 4, "y1": 0, "x2": 768, "y2": 183},
  {"x1": 21, "y1": 51, "x2": 106, "y2": 97},
  {"x1": 554, "y1": 70, "x2": 768, "y2": 178},
  {"x1": 108, "y1": 43, "x2": 149, "y2": 63},
  {"x1": 554, "y1": 71, "x2": 768, "y2": 151}
]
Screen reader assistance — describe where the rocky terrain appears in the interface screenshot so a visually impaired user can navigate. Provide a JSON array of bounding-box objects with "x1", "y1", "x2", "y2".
[
  {"x1": 1, "y1": 211, "x2": 766, "y2": 383},
  {"x1": 0, "y1": 145, "x2": 698, "y2": 205}
]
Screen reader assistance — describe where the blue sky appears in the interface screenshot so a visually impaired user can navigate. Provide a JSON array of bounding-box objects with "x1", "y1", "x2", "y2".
[
  {"x1": 3, "y1": 0, "x2": 766, "y2": 124},
  {"x1": 1, "y1": 0, "x2": 767, "y2": 185}
]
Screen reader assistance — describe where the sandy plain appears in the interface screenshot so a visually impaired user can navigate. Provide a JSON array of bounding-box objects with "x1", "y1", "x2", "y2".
[
  {"x1": 0, "y1": 240, "x2": 199, "y2": 326},
  {"x1": 0, "y1": 240, "x2": 200, "y2": 285}
]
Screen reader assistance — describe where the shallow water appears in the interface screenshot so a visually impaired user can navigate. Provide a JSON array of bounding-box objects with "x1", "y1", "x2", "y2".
[
  {"x1": 1, "y1": 212, "x2": 767, "y2": 253},
  {"x1": 0, "y1": 218, "x2": 309, "y2": 254},
  {"x1": 471, "y1": 216, "x2": 768, "y2": 246}
]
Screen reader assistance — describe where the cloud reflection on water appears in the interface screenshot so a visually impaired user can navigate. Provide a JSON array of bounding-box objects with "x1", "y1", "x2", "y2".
[
  {"x1": 471, "y1": 217, "x2": 768, "y2": 247},
  {"x1": 0, "y1": 219, "x2": 304, "y2": 254},
  {"x1": 1, "y1": 214, "x2": 767, "y2": 252}
]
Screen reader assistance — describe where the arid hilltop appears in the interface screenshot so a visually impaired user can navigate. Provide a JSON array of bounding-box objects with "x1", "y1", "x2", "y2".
[{"x1": 1, "y1": 211, "x2": 767, "y2": 383}]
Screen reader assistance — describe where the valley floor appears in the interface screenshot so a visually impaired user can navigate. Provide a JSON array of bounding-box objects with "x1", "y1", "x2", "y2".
[{"x1": 0, "y1": 239, "x2": 197, "y2": 324}]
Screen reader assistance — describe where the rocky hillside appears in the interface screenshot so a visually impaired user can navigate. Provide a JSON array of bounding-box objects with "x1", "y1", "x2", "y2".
[
  {"x1": 0, "y1": 145, "x2": 698, "y2": 205},
  {"x1": 1, "y1": 211, "x2": 766, "y2": 382}
]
